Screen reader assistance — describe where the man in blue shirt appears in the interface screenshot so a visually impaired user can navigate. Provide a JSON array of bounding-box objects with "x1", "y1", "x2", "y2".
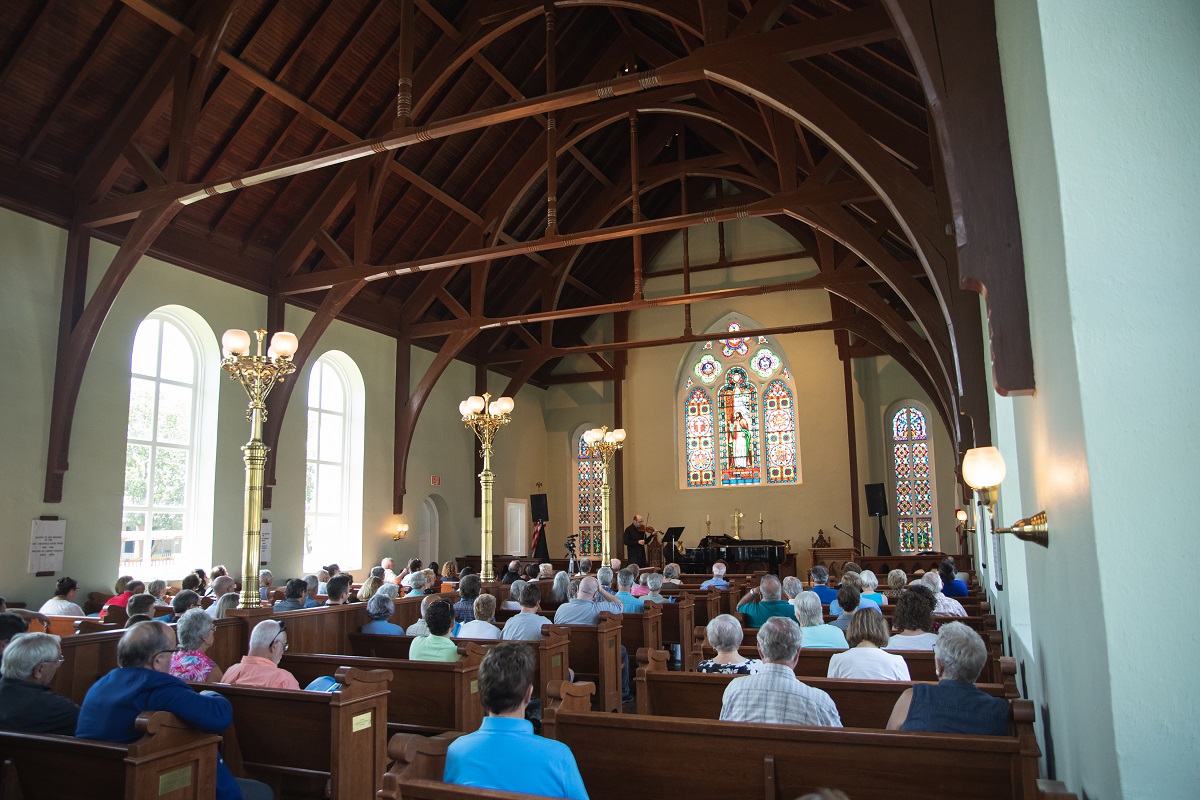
[
  {"x1": 939, "y1": 561, "x2": 970, "y2": 597},
  {"x1": 613, "y1": 568, "x2": 644, "y2": 613},
  {"x1": 76, "y1": 621, "x2": 271, "y2": 800},
  {"x1": 735, "y1": 575, "x2": 795, "y2": 628},
  {"x1": 699, "y1": 561, "x2": 729, "y2": 590},
  {"x1": 445, "y1": 642, "x2": 588, "y2": 798},
  {"x1": 809, "y1": 565, "x2": 838, "y2": 605}
]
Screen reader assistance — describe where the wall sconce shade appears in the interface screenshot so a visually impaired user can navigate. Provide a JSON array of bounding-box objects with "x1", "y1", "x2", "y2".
[{"x1": 962, "y1": 446, "x2": 1007, "y2": 490}]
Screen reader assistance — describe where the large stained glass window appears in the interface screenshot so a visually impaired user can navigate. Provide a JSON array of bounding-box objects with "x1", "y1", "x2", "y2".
[
  {"x1": 576, "y1": 434, "x2": 604, "y2": 556},
  {"x1": 763, "y1": 380, "x2": 796, "y2": 484},
  {"x1": 685, "y1": 388, "x2": 716, "y2": 487},
  {"x1": 718, "y1": 367, "x2": 760, "y2": 484},
  {"x1": 891, "y1": 405, "x2": 934, "y2": 552}
]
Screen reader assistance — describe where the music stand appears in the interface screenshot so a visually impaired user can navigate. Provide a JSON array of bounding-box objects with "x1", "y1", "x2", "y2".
[{"x1": 661, "y1": 527, "x2": 685, "y2": 562}]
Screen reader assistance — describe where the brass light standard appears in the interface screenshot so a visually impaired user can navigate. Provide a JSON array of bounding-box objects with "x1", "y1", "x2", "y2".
[
  {"x1": 221, "y1": 328, "x2": 297, "y2": 608},
  {"x1": 459, "y1": 392, "x2": 515, "y2": 582},
  {"x1": 582, "y1": 426, "x2": 626, "y2": 565}
]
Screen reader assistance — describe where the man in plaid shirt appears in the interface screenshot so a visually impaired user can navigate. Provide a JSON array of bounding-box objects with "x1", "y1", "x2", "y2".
[{"x1": 719, "y1": 616, "x2": 843, "y2": 727}]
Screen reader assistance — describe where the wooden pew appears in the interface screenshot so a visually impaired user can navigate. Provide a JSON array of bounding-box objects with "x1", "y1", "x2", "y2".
[
  {"x1": 659, "y1": 586, "x2": 720, "y2": 626},
  {"x1": 556, "y1": 612, "x2": 624, "y2": 713},
  {"x1": 541, "y1": 682, "x2": 1072, "y2": 800},
  {"x1": 617, "y1": 604, "x2": 662, "y2": 657},
  {"x1": 347, "y1": 629, "x2": 570, "y2": 699},
  {"x1": 280, "y1": 649, "x2": 485, "y2": 737},
  {"x1": 0, "y1": 711, "x2": 220, "y2": 800},
  {"x1": 652, "y1": 595, "x2": 696, "y2": 671},
  {"x1": 38, "y1": 614, "x2": 85, "y2": 637},
  {"x1": 634, "y1": 648, "x2": 1007, "y2": 728},
  {"x1": 205, "y1": 666, "x2": 390, "y2": 800}
]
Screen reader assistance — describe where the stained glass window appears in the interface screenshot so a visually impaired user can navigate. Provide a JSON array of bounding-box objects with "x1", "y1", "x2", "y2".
[
  {"x1": 694, "y1": 354, "x2": 722, "y2": 384},
  {"x1": 685, "y1": 388, "x2": 716, "y2": 487},
  {"x1": 576, "y1": 434, "x2": 604, "y2": 556},
  {"x1": 721, "y1": 321, "x2": 749, "y2": 357},
  {"x1": 750, "y1": 348, "x2": 780, "y2": 379},
  {"x1": 763, "y1": 380, "x2": 796, "y2": 484},
  {"x1": 718, "y1": 367, "x2": 760, "y2": 485},
  {"x1": 891, "y1": 406, "x2": 934, "y2": 552}
]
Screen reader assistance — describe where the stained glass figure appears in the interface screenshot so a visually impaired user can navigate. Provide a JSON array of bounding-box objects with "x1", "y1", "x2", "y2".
[
  {"x1": 762, "y1": 380, "x2": 797, "y2": 484},
  {"x1": 891, "y1": 406, "x2": 934, "y2": 552},
  {"x1": 694, "y1": 354, "x2": 722, "y2": 384},
  {"x1": 685, "y1": 388, "x2": 716, "y2": 487},
  {"x1": 718, "y1": 367, "x2": 760, "y2": 485},
  {"x1": 750, "y1": 347, "x2": 781, "y2": 379}
]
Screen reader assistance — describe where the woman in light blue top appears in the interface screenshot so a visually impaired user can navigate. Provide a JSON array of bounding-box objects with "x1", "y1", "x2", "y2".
[
  {"x1": 859, "y1": 569, "x2": 888, "y2": 606},
  {"x1": 793, "y1": 591, "x2": 848, "y2": 649}
]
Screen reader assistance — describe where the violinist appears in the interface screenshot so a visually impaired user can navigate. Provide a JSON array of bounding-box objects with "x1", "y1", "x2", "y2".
[{"x1": 624, "y1": 514, "x2": 648, "y2": 567}]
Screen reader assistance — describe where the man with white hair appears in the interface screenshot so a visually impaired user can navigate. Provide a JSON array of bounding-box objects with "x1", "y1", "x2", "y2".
[
  {"x1": 886, "y1": 622, "x2": 1009, "y2": 735},
  {"x1": 206, "y1": 575, "x2": 237, "y2": 617},
  {"x1": 719, "y1": 617, "x2": 842, "y2": 727},
  {"x1": 0, "y1": 632, "x2": 78, "y2": 734},
  {"x1": 222, "y1": 620, "x2": 300, "y2": 690},
  {"x1": 258, "y1": 569, "x2": 273, "y2": 602},
  {"x1": 596, "y1": 565, "x2": 615, "y2": 592},
  {"x1": 921, "y1": 572, "x2": 967, "y2": 617},
  {"x1": 381, "y1": 557, "x2": 397, "y2": 583},
  {"x1": 700, "y1": 560, "x2": 729, "y2": 590}
]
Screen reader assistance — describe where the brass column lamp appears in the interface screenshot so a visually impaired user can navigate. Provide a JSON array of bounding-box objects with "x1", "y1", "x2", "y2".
[
  {"x1": 960, "y1": 446, "x2": 1050, "y2": 547},
  {"x1": 220, "y1": 328, "x2": 298, "y2": 609},
  {"x1": 582, "y1": 426, "x2": 627, "y2": 565},
  {"x1": 460, "y1": 392, "x2": 515, "y2": 582}
]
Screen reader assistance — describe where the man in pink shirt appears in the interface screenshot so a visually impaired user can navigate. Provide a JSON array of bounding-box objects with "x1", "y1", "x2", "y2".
[{"x1": 221, "y1": 620, "x2": 299, "y2": 690}]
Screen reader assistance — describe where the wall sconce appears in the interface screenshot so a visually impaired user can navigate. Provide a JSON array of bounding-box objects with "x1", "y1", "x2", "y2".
[
  {"x1": 393, "y1": 523, "x2": 409, "y2": 542},
  {"x1": 961, "y1": 446, "x2": 1050, "y2": 547}
]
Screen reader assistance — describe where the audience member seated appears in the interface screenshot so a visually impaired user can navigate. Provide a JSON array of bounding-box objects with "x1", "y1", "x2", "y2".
[
  {"x1": 614, "y1": 568, "x2": 644, "y2": 613},
  {"x1": 169, "y1": 589, "x2": 200, "y2": 622},
  {"x1": 204, "y1": 575, "x2": 235, "y2": 609},
  {"x1": 501, "y1": 580, "x2": 526, "y2": 612},
  {"x1": 208, "y1": 564, "x2": 229, "y2": 589},
  {"x1": 663, "y1": 563, "x2": 683, "y2": 586},
  {"x1": 596, "y1": 566, "x2": 615, "y2": 592},
  {"x1": 736, "y1": 575, "x2": 794, "y2": 627},
  {"x1": 316, "y1": 569, "x2": 330, "y2": 595},
  {"x1": 939, "y1": 560, "x2": 970, "y2": 598},
  {"x1": 362, "y1": 593, "x2": 405, "y2": 635},
  {"x1": 405, "y1": 570, "x2": 429, "y2": 598},
  {"x1": 358, "y1": 575, "x2": 382, "y2": 601},
  {"x1": 884, "y1": 569, "x2": 907, "y2": 602},
  {"x1": 303, "y1": 574, "x2": 321, "y2": 607},
  {"x1": 697, "y1": 614, "x2": 762, "y2": 675},
  {"x1": 274, "y1": 578, "x2": 309, "y2": 612},
  {"x1": 181, "y1": 573, "x2": 202, "y2": 594},
  {"x1": 551, "y1": 571, "x2": 571, "y2": 603},
  {"x1": 502, "y1": 584, "x2": 547, "y2": 641},
  {"x1": 424, "y1": 567, "x2": 441, "y2": 593},
  {"x1": 191, "y1": 569, "x2": 209, "y2": 596},
  {"x1": 444, "y1": 643, "x2": 587, "y2": 799},
  {"x1": 211, "y1": 593, "x2": 239, "y2": 619},
  {"x1": 222, "y1": 620, "x2": 300, "y2": 689},
  {"x1": 146, "y1": 579, "x2": 168, "y2": 605},
  {"x1": 859, "y1": 570, "x2": 888, "y2": 606},
  {"x1": 459, "y1": 594, "x2": 501, "y2": 640},
  {"x1": 643, "y1": 573, "x2": 674, "y2": 604},
  {"x1": 0, "y1": 613, "x2": 28, "y2": 657},
  {"x1": 500, "y1": 560, "x2": 522, "y2": 586},
  {"x1": 76, "y1": 620, "x2": 272, "y2": 800},
  {"x1": 441, "y1": 561, "x2": 460, "y2": 582},
  {"x1": 410, "y1": 601, "x2": 461, "y2": 662},
  {"x1": 324, "y1": 574, "x2": 352, "y2": 606},
  {"x1": 0, "y1": 632, "x2": 79, "y2": 735},
  {"x1": 830, "y1": 585, "x2": 863, "y2": 632},
  {"x1": 630, "y1": 573, "x2": 650, "y2": 598},
  {"x1": 792, "y1": 591, "x2": 849, "y2": 649},
  {"x1": 380, "y1": 558, "x2": 397, "y2": 583},
  {"x1": 376, "y1": 582, "x2": 400, "y2": 600},
  {"x1": 830, "y1": 572, "x2": 881, "y2": 615},
  {"x1": 809, "y1": 565, "x2": 838, "y2": 605},
  {"x1": 101, "y1": 580, "x2": 144, "y2": 617},
  {"x1": 124, "y1": 614, "x2": 154, "y2": 627},
  {"x1": 257, "y1": 569, "x2": 273, "y2": 602},
  {"x1": 840, "y1": 562, "x2": 862, "y2": 579},
  {"x1": 922, "y1": 571, "x2": 968, "y2": 616},
  {"x1": 126, "y1": 592, "x2": 157, "y2": 620},
  {"x1": 609, "y1": 558, "x2": 622, "y2": 573},
  {"x1": 524, "y1": 563, "x2": 541, "y2": 582},
  {"x1": 781, "y1": 575, "x2": 804, "y2": 602},
  {"x1": 827, "y1": 608, "x2": 910, "y2": 681},
  {"x1": 170, "y1": 608, "x2": 224, "y2": 683},
  {"x1": 536, "y1": 563, "x2": 554, "y2": 581},
  {"x1": 719, "y1": 617, "x2": 842, "y2": 727},
  {"x1": 553, "y1": 576, "x2": 632, "y2": 703},
  {"x1": 454, "y1": 574, "x2": 482, "y2": 623},
  {"x1": 699, "y1": 560, "x2": 729, "y2": 590},
  {"x1": 887, "y1": 586, "x2": 939, "y2": 650},
  {"x1": 887, "y1": 622, "x2": 1009, "y2": 735},
  {"x1": 398, "y1": 558, "x2": 423, "y2": 587},
  {"x1": 576, "y1": 558, "x2": 592, "y2": 577},
  {"x1": 40, "y1": 576, "x2": 85, "y2": 616}
]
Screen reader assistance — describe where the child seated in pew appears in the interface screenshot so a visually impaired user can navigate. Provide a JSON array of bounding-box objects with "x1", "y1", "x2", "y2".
[
  {"x1": 457, "y1": 594, "x2": 501, "y2": 640},
  {"x1": 362, "y1": 593, "x2": 405, "y2": 635}
]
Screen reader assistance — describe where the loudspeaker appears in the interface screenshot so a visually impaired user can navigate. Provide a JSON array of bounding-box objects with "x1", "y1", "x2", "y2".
[
  {"x1": 530, "y1": 493, "x2": 549, "y2": 522},
  {"x1": 865, "y1": 483, "x2": 888, "y2": 518}
]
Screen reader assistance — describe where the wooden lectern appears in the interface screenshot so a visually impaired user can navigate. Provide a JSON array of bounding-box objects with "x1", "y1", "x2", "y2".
[
  {"x1": 809, "y1": 530, "x2": 860, "y2": 579},
  {"x1": 646, "y1": 531, "x2": 664, "y2": 568}
]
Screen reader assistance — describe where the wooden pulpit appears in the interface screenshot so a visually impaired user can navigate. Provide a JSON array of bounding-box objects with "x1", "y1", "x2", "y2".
[
  {"x1": 809, "y1": 530, "x2": 860, "y2": 578},
  {"x1": 646, "y1": 532, "x2": 664, "y2": 568}
]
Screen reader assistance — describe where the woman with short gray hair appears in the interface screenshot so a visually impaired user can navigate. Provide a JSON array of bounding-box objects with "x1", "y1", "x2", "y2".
[
  {"x1": 884, "y1": 569, "x2": 907, "y2": 601},
  {"x1": 362, "y1": 593, "x2": 405, "y2": 635},
  {"x1": 697, "y1": 614, "x2": 762, "y2": 674},
  {"x1": 212, "y1": 593, "x2": 239, "y2": 620},
  {"x1": 859, "y1": 570, "x2": 887, "y2": 606},
  {"x1": 376, "y1": 582, "x2": 399, "y2": 600},
  {"x1": 663, "y1": 563, "x2": 683, "y2": 585},
  {"x1": 886, "y1": 621, "x2": 1009, "y2": 735},
  {"x1": 169, "y1": 608, "x2": 223, "y2": 683},
  {"x1": 792, "y1": 591, "x2": 848, "y2": 649},
  {"x1": 405, "y1": 570, "x2": 428, "y2": 598}
]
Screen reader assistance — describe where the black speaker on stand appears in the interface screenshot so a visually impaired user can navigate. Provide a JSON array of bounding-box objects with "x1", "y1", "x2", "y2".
[{"x1": 865, "y1": 483, "x2": 892, "y2": 557}]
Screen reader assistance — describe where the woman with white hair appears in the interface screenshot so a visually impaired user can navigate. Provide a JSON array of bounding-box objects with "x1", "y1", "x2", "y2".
[
  {"x1": 921, "y1": 572, "x2": 967, "y2": 617},
  {"x1": 697, "y1": 614, "x2": 762, "y2": 674},
  {"x1": 886, "y1": 622, "x2": 1009, "y2": 735},
  {"x1": 859, "y1": 570, "x2": 887, "y2": 606},
  {"x1": 501, "y1": 580, "x2": 525, "y2": 612},
  {"x1": 551, "y1": 571, "x2": 571, "y2": 603},
  {"x1": 211, "y1": 593, "x2": 239, "y2": 620},
  {"x1": 0, "y1": 632, "x2": 79, "y2": 734},
  {"x1": 376, "y1": 582, "x2": 400, "y2": 600},
  {"x1": 792, "y1": 591, "x2": 848, "y2": 649},
  {"x1": 170, "y1": 608, "x2": 223, "y2": 683},
  {"x1": 362, "y1": 593, "x2": 405, "y2": 635},
  {"x1": 405, "y1": 570, "x2": 428, "y2": 598}
]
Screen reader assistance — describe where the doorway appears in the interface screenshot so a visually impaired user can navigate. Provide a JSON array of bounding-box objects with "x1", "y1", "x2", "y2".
[{"x1": 504, "y1": 498, "x2": 528, "y2": 556}]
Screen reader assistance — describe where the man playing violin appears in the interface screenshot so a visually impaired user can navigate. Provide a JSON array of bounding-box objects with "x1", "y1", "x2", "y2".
[{"x1": 624, "y1": 514, "x2": 648, "y2": 567}]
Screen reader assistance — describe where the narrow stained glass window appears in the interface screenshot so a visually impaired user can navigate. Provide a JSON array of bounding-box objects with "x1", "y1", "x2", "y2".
[
  {"x1": 891, "y1": 406, "x2": 935, "y2": 551},
  {"x1": 685, "y1": 388, "x2": 716, "y2": 487},
  {"x1": 763, "y1": 380, "x2": 796, "y2": 484},
  {"x1": 576, "y1": 435, "x2": 604, "y2": 557}
]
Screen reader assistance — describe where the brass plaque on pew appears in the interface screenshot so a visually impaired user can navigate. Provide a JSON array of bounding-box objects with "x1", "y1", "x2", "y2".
[
  {"x1": 470, "y1": 679, "x2": 478, "y2": 693},
  {"x1": 552, "y1": 654, "x2": 561, "y2": 668},
  {"x1": 352, "y1": 711, "x2": 373, "y2": 732},
  {"x1": 158, "y1": 766, "x2": 192, "y2": 795}
]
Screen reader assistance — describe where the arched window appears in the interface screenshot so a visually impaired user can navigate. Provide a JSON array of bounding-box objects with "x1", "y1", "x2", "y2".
[
  {"x1": 303, "y1": 352, "x2": 365, "y2": 573},
  {"x1": 889, "y1": 403, "x2": 935, "y2": 552},
  {"x1": 121, "y1": 307, "x2": 218, "y2": 578},
  {"x1": 678, "y1": 316, "x2": 800, "y2": 488},
  {"x1": 575, "y1": 431, "x2": 604, "y2": 557}
]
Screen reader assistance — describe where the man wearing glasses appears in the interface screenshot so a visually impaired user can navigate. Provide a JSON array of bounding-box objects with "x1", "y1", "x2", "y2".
[
  {"x1": 222, "y1": 620, "x2": 300, "y2": 690},
  {"x1": 0, "y1": 632, "x2": 78, "y2": 735},
  {"x1": 76, "y1": 620, "x2": 272, "y2": 800}
]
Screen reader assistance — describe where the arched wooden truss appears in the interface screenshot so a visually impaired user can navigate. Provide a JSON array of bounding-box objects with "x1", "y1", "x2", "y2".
[{"x1": 0, "y1": 1, "x2": 1029, "y2": 513}]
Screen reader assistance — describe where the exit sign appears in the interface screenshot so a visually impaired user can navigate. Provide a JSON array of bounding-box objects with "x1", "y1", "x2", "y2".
[{"x1": 431, "y1": 475, "x2": 441, "y2": 486}]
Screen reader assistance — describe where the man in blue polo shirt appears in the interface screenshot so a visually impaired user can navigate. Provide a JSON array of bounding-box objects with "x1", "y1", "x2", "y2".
[
  {"x1": 699, "y1": 561, "x2": 729, "y2": 590},
  {"x1": 736, "y1": 575, "x2": 795, "y2": 628},
  {"x1": 444, "y1": 643, "x2": 588, "y2": 798}
]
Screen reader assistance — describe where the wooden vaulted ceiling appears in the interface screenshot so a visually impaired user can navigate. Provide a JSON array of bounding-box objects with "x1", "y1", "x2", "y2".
[{"x1": 0, "y1": 1, "x2": 1032, "y2": 508}]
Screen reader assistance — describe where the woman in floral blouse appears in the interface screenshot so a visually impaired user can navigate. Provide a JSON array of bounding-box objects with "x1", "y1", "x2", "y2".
[
  {"x1": 697, "y1": 614, "x2": 762, "y2": 675},
  {"x1": 169, "y1": 608, "x2": 224, "y2": 683}
]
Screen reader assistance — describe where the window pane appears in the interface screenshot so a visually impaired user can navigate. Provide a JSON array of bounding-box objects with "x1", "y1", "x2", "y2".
[
  {"x1": 151, "y1": 512, "x2": 184, "y2": 531},
  {"x1": 158, "y1": 321, "x2": 194, "y2": 384},
  {"x1": 151, "y1": 536, "x2": 183, "y2": 560},
  {"x1": 127, "y1": 378, "x2": 155, "y2": 440},
  {"x1": 305, "y1": 462, "x2": 317, "y2": 512},
  {"x1": 306, "y1": 410, "x2": 320, "y2": 460},
  {"x1": 131, "y1": 319, "x2": 160, "y2": 377},
  {"x1": 317, "y1": 464, "x2": 342, "y2": 513},
  {"x1": 124, "y1": 445, "x2": 150, "y2": 505},
  {"x1": 156, "y1": 384, "x2": 192, "y2": 444},
  {"x1": 319, "y1": 412, "x2": 343, "y2": 462},
  {"x1": 152, "y1": 447, "x2": 188, "y2": 506},
  {"x1": 321, "y1": 371, "x2": 344, "y2": 413},
  {"x1": 308, "y1": 362, "x2": 324, "y2": 408},
  {"x1": 123, "y1": 512, "x2": 146, "y2": 532}
]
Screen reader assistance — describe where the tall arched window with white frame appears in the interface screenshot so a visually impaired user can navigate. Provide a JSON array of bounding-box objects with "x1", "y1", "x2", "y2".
[
  {"x1": 121, "y1": 306, "x2": 218, "y2": 578},
  {"x1": 889, "y1": 402, "x2": 937, "y2": 552},
  {"x1": 303, "y1": 352, "x2": 365, "y2": 573}
]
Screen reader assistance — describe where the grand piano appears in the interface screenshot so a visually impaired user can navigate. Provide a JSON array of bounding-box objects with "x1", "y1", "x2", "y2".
[{"x1": 679, "y1": 534, "x2": 789, "y2": 576}]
